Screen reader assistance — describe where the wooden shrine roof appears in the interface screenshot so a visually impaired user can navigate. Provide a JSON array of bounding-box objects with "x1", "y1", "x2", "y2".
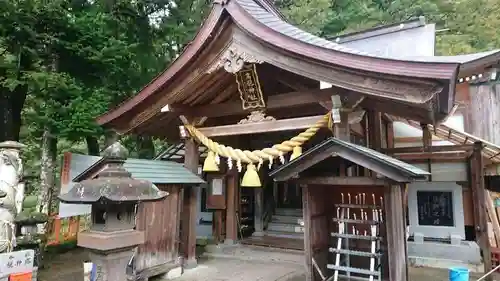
[
  {"x1": 270, "y1": 137, "x2": 430, "y2": 182},
  {"x1": 96, "y1": 0, "x2": 500, "y2": 137}
]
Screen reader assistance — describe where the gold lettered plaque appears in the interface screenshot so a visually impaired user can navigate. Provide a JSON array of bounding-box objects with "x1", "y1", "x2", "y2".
[{"x1": 235, "y1": 64, "x2": 266, "y2": 110}]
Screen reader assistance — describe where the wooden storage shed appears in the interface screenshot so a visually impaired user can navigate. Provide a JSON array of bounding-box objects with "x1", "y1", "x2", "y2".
[
  {"x1": 270, "y1": 138, "x2": 430, "y2": 281},
  {"x1": 72, "y1": 156, "x2": 205, "y2": 281}
]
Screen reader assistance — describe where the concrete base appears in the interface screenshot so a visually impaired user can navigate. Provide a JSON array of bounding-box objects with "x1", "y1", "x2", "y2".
[
  {"x1": 252, "y1": 231, "x2": 264, "y2": 237},
  {"x1": 408, "y1": 256, "x2": 484, "y2": 273},
  {"x1": 161, "y1": 266, "x2": 183, "y2": 280},
  {"x1": 224, "y1": 239, "x2": 236, "y2": 245},
  {"x1": 89, "y1": 248, "x2": 136, "y2": 281},
  {"x1": 408, "y1": 240, "x2": 482, "y2": 268},
  {"x1": 205, "y1": 242, "x2": 241, "y2": 254},
  {"x1": 183, "y1": 257, "x2": 198, "y2": 270}
]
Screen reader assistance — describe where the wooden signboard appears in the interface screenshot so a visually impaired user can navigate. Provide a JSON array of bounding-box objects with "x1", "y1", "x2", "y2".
[
  {"x1": 235, "y1": 64, "x2": 266, "y2": 110},
  {"x1": 206, "y1": 175, "x2": 226, "y2": 210},
  {"x1": 0, "y1": 250, "x2": 34, "y2": 279}
]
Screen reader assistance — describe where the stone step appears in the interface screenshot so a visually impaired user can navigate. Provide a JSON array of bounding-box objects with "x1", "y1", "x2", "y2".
[
  {"x1": 267, "y1": 222, "x2": 305, "y2": 233},
  {"x1": 271, "y1": 215, "x2": 304, "y2": 225},
  {"x1": 275, "y1": 208, "x2": 303, "y2": 216},
  {"x1": 266, "y1": 230, "x2": 304, "y2": 240}
]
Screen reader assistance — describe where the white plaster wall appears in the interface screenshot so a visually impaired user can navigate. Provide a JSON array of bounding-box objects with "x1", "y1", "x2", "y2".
[
  {"x1": 412, "y1": 162, "x2": 468, "y2": 182},
  {"x1": 393, "y1": 113, "x2": 465, "y2": 148}
]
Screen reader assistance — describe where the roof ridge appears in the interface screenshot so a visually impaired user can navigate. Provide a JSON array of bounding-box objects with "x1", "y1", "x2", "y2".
[{"x1": 330, "y1": 16, "x2": 427, "y2": 43}]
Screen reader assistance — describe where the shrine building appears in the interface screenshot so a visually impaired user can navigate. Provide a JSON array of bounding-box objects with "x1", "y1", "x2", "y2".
[{"x1": 95, "y1": 1, "x2": 500, "y2": 280}]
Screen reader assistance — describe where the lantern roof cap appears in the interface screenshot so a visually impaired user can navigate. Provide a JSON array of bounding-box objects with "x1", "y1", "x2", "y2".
[{"x1": 0, "y1": 141, "x2": 25, "y2": 150}]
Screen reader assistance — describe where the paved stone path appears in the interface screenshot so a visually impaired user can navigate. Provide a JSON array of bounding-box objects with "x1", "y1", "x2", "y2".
[
  {"x1": 38, "y1": 245, "x2": 500, "y2": 281},
  {"x1": 160, "y1": 257, "x2": 303, "y2": 281}
]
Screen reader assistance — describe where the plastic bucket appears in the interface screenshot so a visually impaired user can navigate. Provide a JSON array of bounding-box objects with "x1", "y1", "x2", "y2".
[{"x1": 449, "y1": 267, "x2": 469, "y2": 281}]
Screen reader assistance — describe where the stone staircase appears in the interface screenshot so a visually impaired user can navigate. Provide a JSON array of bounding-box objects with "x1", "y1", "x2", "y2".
[{"x1": 266, "y1": 208, "x2": 304, "y2": 240}]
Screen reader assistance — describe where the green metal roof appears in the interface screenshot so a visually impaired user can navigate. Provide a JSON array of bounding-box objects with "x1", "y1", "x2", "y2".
[
  {"x1": 71, "y1": 153, "x2": 204, "y2": 185},
  {"x1": 123, "y1": 158, "x2": 204, "y2": 185}
]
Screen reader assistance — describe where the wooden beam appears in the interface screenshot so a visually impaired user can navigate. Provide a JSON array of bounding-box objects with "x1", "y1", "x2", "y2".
[
  {"x1": 391, "y1": 152, "x2": 469, "y2": 161},
  {"x1": 198, "y1": 115, "x2": 325, "y2": 137},
  {"x1": 167, "y1": 89, "x2": 335, "y2": 118},
  {"x1": 295, "y1": 176, "x2": 389, "y2": 186},
  {"x1": 383, "y1": 145, "x2": 474, "y2": 154}
]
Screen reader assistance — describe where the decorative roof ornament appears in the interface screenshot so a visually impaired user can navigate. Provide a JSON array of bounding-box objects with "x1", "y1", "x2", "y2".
[
  {"x1": 207, "y1": 46, "x2": 264, "y2": 74},
  {"x1": 238, "y1": 111, "x2": 276, "y2": 124}
]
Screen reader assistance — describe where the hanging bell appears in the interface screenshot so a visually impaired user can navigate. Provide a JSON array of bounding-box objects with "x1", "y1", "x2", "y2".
[
  {"x1": 289, "y1": 146, "x2": 302, "y2": 161},
  {"x1": 203, "y1": 151, "x2": 219, "y2": 172},
  {"x1": 241, "y1": 163, "x2": 261, "y2": 187}
]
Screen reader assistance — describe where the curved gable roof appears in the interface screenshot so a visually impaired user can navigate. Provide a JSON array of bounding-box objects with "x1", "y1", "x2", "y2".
[{"x1": 97, "y1": 0, "x2": 499, "y2": 131}]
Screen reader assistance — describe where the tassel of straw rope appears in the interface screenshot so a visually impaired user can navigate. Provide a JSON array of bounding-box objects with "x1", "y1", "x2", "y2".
[{"x1": 185, "y1": 113, "x2": 331, "y2": 164}]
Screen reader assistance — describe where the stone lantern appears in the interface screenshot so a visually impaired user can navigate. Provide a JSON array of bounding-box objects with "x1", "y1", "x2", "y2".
[{"x1": 58, "y1": 142, "x2": 168, "y2": 281}]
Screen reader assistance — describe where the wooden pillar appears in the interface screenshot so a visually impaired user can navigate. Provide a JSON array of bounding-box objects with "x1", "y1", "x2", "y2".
[
  {"x1": 383, "y1": 184, "x2": 408, "y2": 281},
  {"x1": 367, "y1": 110, "x2": 382, "y2": 177},
  {"x1": 336, "y1": 113, "x2": 352, "y2": 175},
  {"x1": 334, "y1": 112, "x2": 350, "y2": 141},
  {"x1": 225, "y1": 170, "x2": 238, "y2": 244},
  {"x1": 470, "y1": 141, "x2": 492, "y2": 278},
  {"x1": 387, "y1": 121, "x2": 394, "y2": 149},
  {"x1": 421, "y1": 124, "x2": 432, "y2": 150},
  {"x1": 302, "y1": 184, "x2": 313, "y2": 281},
  {"x1": 182, "y1": 138, "x2": 199, "y2": 268},
  {"x1": 253, "y1": 188, "x2": 264, "y2": 236},
  {"x1": 421, "y1": 124, "x2": 433, "y2": 180},
  {"x1": 367, "y1": 110, "x2": 382, "y2": 151}
]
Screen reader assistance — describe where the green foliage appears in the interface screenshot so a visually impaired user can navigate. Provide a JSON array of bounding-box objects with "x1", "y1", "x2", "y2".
[
  {"x1": 276, "y1": 0, "x2": 500, "y2": 55},
  {"x1": 0, "y1": 0, "x2": 210, "y2": 199}
]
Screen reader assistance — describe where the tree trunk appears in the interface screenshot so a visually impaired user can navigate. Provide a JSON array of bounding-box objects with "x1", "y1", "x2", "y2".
[
  {"x1": 86, "y1": 136, "x2": 100, "y2": 156},
  {"x1": 0, "y1": 85, "x2": 27, "y2": 142},
  {"x1": 38, "y1": 129, "x2": 57, "y2": 214}
]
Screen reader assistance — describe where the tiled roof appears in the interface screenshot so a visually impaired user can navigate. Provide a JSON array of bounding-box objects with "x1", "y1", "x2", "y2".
[{"x1": 235, "y1": 0, "x2": 373, "y2": 57}]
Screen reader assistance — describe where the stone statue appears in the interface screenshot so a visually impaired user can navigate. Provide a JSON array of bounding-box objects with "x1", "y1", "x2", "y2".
[{"x1": 0, "y1": 141, "x2": 26, "y2": 252}]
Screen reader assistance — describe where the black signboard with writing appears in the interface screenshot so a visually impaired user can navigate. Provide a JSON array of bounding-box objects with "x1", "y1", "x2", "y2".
[{"x1": 417, "y1": 191, "x2": 454, "y2": 227}]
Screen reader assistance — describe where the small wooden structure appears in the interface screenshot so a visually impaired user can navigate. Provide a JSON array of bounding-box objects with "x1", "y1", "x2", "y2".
[
  {"x1": 270, "y1": 138, "x2": 429, "y2": 281},
  {"x1": 72, "y1": 155, "x2": 204, "y2": 281}
]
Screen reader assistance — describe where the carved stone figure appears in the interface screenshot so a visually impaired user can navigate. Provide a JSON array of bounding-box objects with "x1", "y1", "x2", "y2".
[{"x1": 0, "y1": 141, "x2": 26, "y2": 252}]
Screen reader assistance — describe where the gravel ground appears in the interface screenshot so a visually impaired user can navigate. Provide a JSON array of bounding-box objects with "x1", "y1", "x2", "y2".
[{"x1": 37, "y1": 246, "x2": 500, "y2": 281}]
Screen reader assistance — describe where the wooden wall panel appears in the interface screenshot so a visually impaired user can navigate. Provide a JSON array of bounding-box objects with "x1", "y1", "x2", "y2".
[
  {"x1": 469, "y1": 83, "x2": 500, "y2": 144},
  {"x1": 303, "y1": 185, "x2": 330, "y2": 281},
  {"x1": 463, "y1": 188, "x2": 474, "y2": 226},
  {"x1": 135, "y1": 184, "x2": 181, "y2": 272}
]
